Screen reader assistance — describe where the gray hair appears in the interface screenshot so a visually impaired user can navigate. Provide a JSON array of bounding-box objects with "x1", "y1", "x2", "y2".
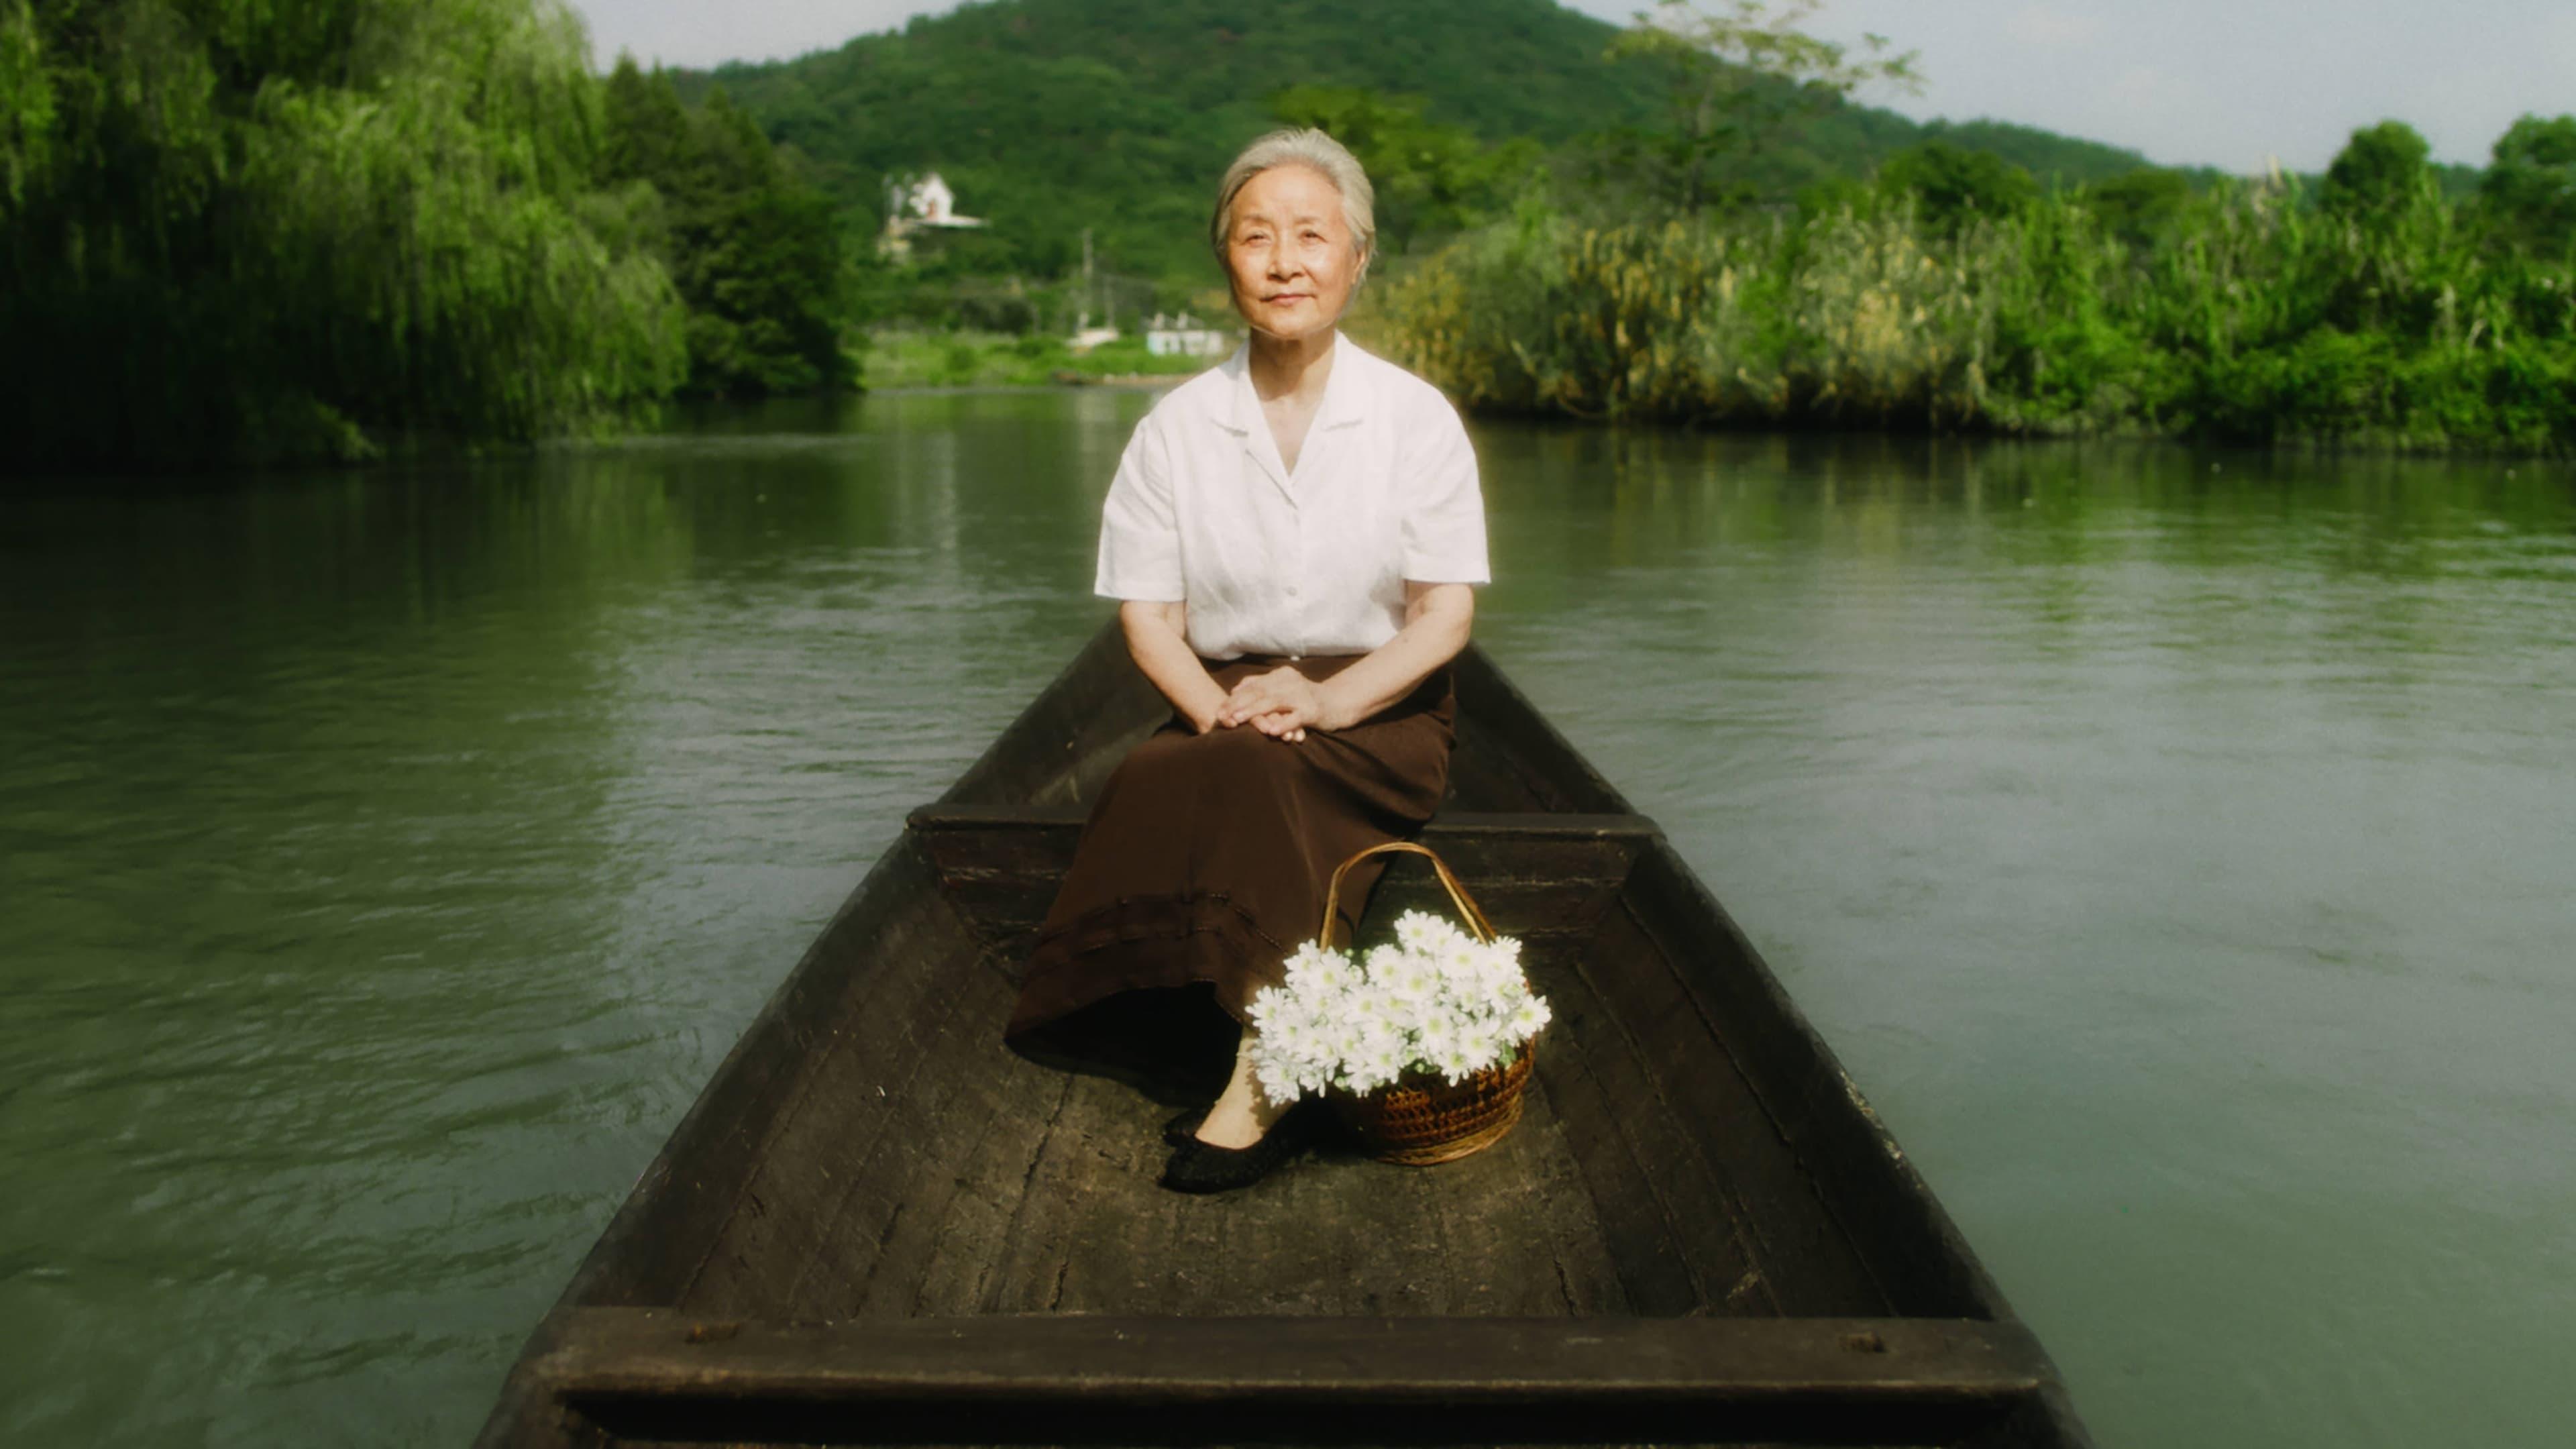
[{"x1": 1209, "y1": 128, "x2": 1377, "y2": 285}]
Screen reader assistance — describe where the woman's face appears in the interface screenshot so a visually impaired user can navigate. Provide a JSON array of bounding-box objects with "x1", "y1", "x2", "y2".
[{"x1": 1222, "y1": 164, "x2": 1363, "y2": 345}]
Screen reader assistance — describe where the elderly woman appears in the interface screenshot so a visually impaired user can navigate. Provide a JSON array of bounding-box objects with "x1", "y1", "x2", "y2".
[{"x1": 1002, "y1": 129, "x2": 1489, "y2": 1195}]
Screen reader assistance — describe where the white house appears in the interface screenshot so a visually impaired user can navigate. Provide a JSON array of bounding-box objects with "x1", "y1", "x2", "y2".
[
  {"x1": 1144, "y1": 311, "x2": 1235, "y2": 358},
  {"x1": 1069, "y1": 311, "x2": 1122, "y2": 354},
  {"x1": 899, "y1": 173, "x2": 983, "y2": 229},
  {"x1": 879, "y1": 172, "x2": 986, "y2": 260}
]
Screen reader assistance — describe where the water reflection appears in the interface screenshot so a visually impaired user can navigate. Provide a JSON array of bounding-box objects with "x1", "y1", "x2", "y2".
[{"x1": 1468, "y1": 423, "x2": 2575, "y2": 1448}]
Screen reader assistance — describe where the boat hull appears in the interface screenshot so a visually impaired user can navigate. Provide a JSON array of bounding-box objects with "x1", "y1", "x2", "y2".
[{"x1": 476, "y1": 627, "x2": 2091, "y2": 1446}]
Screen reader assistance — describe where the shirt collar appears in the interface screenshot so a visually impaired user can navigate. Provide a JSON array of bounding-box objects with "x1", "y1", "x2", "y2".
[{"x1": 1213, "y1": 330, "x2": 1370, "y2": 434}]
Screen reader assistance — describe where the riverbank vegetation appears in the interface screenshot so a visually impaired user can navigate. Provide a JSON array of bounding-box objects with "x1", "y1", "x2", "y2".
[
  {"x1": 699, "y1": 0, "x2": 2566, "y2": 455},
  {"x1": 863, "y1": 331, "x2": 1205, "y2": 390},
  {"x1": 1368, "y1": 3, "x2": 2575, "y2": 454},
  {"x1": 9, "y1": 0, "x2": 2567, "y2": 466},
  {"x1": 1381, "y1": 116, "x2": 2576, "y2": 452},
  {"x1": 0, "y1": 0, "x2": 855, "y2": 472}
]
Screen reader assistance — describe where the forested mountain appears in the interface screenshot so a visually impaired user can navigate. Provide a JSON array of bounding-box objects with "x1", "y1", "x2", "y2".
[{"x1": 672, "y1": 0, "x2": 2159, "y2": 283}]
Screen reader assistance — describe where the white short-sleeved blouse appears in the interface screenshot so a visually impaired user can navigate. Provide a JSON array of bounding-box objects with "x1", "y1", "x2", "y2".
[{"x1": 1093, "y1": 331, "x2": 1489, "y2": 661}]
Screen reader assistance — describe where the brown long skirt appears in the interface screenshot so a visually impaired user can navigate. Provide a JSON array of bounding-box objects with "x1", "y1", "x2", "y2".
[{"x1": 1002, "y1": 654, "x2": 1456, "y2": 1095}]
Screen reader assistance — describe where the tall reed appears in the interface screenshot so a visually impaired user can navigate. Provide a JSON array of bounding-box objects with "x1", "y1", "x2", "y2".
[{"x1": 1383, "y1": 180, "x2": 2576, "y2": 453}]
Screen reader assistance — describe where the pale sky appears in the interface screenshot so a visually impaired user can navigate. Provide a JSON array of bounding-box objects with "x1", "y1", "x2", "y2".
[{"x1": 566, "y1": 0, "x2": 2576, "y2": 174}]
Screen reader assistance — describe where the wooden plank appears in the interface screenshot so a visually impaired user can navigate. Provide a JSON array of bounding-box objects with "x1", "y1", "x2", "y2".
[
  {"x1": 901, "y1": 1069, "x2": 1077, "y2": 1318},
  {"x1": 932, "y1": 877, "x2": 1620, "y2": 953},
  {"x1": 908, "y1": 804, "x2": 1663, "y2": 839},
  {"x1": 673, "y1": 877, "x2": 989, "y2": 1316},
  {"x1": 1616, "y1": 841, "x2": 2014, "y2": 1322},
  {"x1": 1529, "y1": 941, "x2": 1766, "y2": 1316},
  {"x1": 911, "y1": 814, "x2": 1649, "y2": 961},
  {"x1": 1517, "y1": 958, "x2": 1711, "y2": 1317},
  {"x1": 1507, "y1": 1071, "x2": 1642, "y2": 1317},
  {"x1": 1038, "y1": 1073, "x2": 1189, "y2": 1312},
  {"x1": 529, "y1": 1307, "x2": 2051, "y2": 1446},
  {"x1": 935, "y1": 625, "x2": 1166, "y2": 810},
  {"x1": 783, "y1": 956, "x2": 1039, "y2": 1320},
  {"x1": 543, "y1": 840, "x2": 944, "y2": 1309},
  {"x1": 1574, "y1": 899, "x2": 1888, "y2": 1315},
  {"x1": 1449, "y1": 646, "x2": 1636, "y2": 816},
  {"x1": 1405, "y1": 1067, "x2": 1627, "y2": 1316}
]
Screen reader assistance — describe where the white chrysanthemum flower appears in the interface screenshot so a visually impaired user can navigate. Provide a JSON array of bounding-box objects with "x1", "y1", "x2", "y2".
[
  {"x1": 1251, "y1": 1048, "x2": 1304, "y2": 1102},
  {"x1": 1385, "y1": 952, "x2": 1438, "y2": 1003},
  {"x1": 1433, "y1": 934, "x2": 1485, "y2": 982},
  {"x1": 1505, "y1": 996, "x2": 1550, "y2": 1039},
  {"x1": 1273, "y1": 1012, "x2": 1316, "y2": 1055},
  {"x1": 1355, "y1": 1020, "x2": 1401, "y2": 1061},
  {"x1": 1415, "y1": 1016, "x2": 1458, "y2": 1057},
  {"x1": 1393, "y1": 910, "x2": 1454, "y2": 954},
  {"x1": 1344, "y1": 986, "x2": 1389, "y2": 1033},
  {"x1": 1281, "y1": 941, "x2": 1331, "y2": 989},
  {"x1": 1454, "y1": 1022, "x2": 1502, "y2": 1071},
  {"x1": 1248, "y1": 924, "x2": 1544, "y2": 1099},
  {"x1": 1247, "y1": 985, "x2": 1286, "y2": 1028},
  {"x1": 1431, "y1": 1038, "x2": 1479, "y2": 1083},
  {"x1": 1320, "y1": 1013, "x2": 1366, "y2": 1063}
]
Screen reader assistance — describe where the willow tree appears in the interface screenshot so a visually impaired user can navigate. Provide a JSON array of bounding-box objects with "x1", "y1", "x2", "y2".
[{"x1": 0, "y1": 0, "x2": 687, "y2": 471}]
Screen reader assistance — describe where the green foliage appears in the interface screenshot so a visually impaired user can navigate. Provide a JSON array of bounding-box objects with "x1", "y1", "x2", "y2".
[
  {"x1": 1912, "y1": 119, "x2": 2171, "y2": 189},
  {"x1": 0, "y1": 0, "x2": 689, "y2": 471},
  {"x1": 2082, "y1": 167, "x2": 2195, "y2": 249},
  {"x1": 598, "y1": 60, "x2": 856, "y2": 398},
  {"x1": 1267, "y1": 85, "x2": 1542, "y2": 256},
  {"x1": 2320, "y1": 121, "x2": 2433, "y2": 225},
  {"x1": 1382, "y1": 134, "x2": 2576, "y2": 454},
  {"x1": 1876, "y1": 141, "x2": 2037, "y2": 234},
  {"x1": 2479, "y1": 114, "x2": 2576, "y2": 258},
  {"x1": 859, "y1": 329, "x2": 1205, "y2": 388}
]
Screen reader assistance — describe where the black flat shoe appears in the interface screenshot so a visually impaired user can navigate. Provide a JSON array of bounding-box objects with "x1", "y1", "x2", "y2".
[
  {"x1": 1158, "y1": 1100, "x2": 1322, "y2": 1195},
  {"x1": 1162, "y1": 1106, "x2": 1208, "y2": 1146}
]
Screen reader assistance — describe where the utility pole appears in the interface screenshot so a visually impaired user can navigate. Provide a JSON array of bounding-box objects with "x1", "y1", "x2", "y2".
[{"x1": 1081, "y1": 227, "x2": 1106, "y2": 333}]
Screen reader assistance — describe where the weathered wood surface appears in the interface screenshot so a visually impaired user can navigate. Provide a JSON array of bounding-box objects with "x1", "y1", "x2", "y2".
[
  {"x1": 526, "y1": 1307, "x2": 2049, "y2": 1446},
  {"x1": 475, "y1": 628, "x2": 2092, "y2": 1449}
]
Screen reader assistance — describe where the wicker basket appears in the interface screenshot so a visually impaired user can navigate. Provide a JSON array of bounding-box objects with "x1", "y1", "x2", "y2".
[
  {"x1": 1330, "y1": 1038, "x2": 1537, "y2": 1165},
  {"x1": 1309, "y1": 841, "x2": 1537, "y2": 1166}
]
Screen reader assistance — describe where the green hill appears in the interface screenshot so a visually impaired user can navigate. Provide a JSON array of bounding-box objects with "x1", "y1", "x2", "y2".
[
  {"x1": 1915, "y1": 119, "x2": 2164, "y2": 186},
  {"x1": 669, "y1": 0, "x2": 2187, "y2": 285}
]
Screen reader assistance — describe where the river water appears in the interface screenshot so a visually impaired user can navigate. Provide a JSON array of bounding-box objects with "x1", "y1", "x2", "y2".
[{"x1": 4, "y1": 388, "x2": 2571, "y2": 1446}]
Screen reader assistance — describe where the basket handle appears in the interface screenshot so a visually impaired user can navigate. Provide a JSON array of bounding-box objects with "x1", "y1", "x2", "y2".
[{"x1": 1317, "y1": 841, "x2": 1497, "y2": 949}]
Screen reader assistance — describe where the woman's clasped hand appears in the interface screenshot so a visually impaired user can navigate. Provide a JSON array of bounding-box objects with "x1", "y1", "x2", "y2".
[{"x1": 1211, "y1": 665, "x2": 1336, "y2": 742}]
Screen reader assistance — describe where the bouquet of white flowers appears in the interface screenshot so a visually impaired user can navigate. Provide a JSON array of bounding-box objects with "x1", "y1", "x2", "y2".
[
  {"x1": 1244, "y1": 909, "x2": 1552, "y2": 1102},
  {"x1": 1242, "y1": 841, "x2": 1554, "y2": 1165}
]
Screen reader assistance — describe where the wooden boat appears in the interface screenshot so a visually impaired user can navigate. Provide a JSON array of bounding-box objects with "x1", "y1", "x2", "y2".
[{"x1": 476, "y1": 625, "x2": 2094, "y2": 1448}]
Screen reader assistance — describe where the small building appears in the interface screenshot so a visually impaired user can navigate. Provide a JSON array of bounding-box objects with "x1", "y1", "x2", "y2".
[
  {"x1": 1068, "y1": 311, "x2": 1122, "y2": 354},
  {"x1": 1144, "y1": 311, "x2": 1235, "y2": 358}
]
